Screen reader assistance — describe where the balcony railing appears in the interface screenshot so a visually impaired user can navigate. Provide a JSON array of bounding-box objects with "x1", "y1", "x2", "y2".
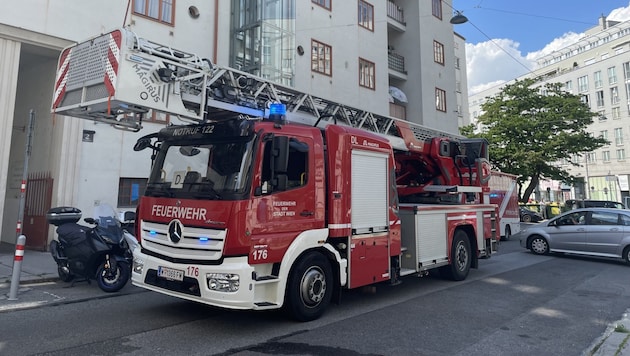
[
  {"x1": 388, "y1": 52, "x2": 406, "y2": 74},
  {"x1": 387, "y1": 1, "x2": 405, "y2": 25}
]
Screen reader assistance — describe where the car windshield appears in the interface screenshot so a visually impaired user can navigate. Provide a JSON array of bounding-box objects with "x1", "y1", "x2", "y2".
[{"x1": 145, "y1": 140, "x2": 255, "y2": 200}]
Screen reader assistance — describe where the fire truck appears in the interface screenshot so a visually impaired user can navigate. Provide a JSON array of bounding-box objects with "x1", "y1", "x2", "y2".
[
  {"x1": 488, "y1": 171, "x2": 520, "y2": 240},
  {"x1": 52, "y1": 28, "x2": 499, "y2": 321}
]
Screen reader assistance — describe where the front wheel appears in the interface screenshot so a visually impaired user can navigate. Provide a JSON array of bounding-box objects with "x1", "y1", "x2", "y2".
[
  {"x1": 284, "y1": 251, "x2": 333, "y2": 322},
  {"x1": 529, "y1": 236, "x2": 549, "y2": 255},
  {"x1": 440, "y1": 230, "x2": 471, "y2": 281},
  {"x1": 623, "y1": 247, "x2": 630, "y2": 265},
  {"x1": 96, "y1": 260, "x2": 130, "y2": 293}
]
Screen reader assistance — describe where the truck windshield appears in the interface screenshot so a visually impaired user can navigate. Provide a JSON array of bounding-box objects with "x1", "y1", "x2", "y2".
[{"x1": 145, "y1": 140, "x2": 255, "y2": 200}]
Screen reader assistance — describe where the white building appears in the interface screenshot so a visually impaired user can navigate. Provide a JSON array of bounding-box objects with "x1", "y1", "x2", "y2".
[
  {"x1": 469, "y1": 16, "x2": 630, "y2": 205},
  {"x1": 0, "y1": 0, "x2": 465, "y2": 249}
]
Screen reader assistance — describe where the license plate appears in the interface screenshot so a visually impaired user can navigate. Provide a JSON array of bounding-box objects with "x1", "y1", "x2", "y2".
[{"x1": 157, "y1": 266, "x2": 184, "y2": 281}]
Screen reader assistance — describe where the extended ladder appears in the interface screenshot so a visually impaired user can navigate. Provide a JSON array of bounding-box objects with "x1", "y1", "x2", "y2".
[{"x1": 53, "y1": 27, "x2": 460, "y2": 148}]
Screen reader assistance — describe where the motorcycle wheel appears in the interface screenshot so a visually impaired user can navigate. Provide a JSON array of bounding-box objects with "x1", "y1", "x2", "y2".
[
  {"x1": 96, "y1": 261, "x2": 130, "y2": 293},
  {"x1": 57, "y1": 265, "x2": 74, "y2": 282}
]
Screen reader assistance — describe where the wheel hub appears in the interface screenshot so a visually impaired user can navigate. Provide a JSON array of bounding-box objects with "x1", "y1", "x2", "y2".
[{"x1": 300, "y1": 267, "x2": 326, "y2": 306}]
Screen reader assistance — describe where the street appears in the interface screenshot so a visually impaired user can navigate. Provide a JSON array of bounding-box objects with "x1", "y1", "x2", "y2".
[{"x1": 2, "y1": 236, "x2": 630, "y2": 356}]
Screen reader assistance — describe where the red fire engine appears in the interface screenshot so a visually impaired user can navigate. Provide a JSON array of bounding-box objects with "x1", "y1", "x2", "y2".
[
  {"x1": 52, "y1": 28, "x2": 499, "y2": 321},
  {"x1": 489, "y1": 171, "x2": 521, "y2": 240}
]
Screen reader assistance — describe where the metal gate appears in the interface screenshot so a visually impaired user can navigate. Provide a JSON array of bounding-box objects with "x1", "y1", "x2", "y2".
[{"x1": 23, "y1": 172, "x2": 53, "y2": 251}]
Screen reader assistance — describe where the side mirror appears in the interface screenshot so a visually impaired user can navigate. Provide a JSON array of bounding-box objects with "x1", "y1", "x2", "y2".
[
  {"x1": 84, "y1": 217, "x2": 96, "y2": 224},
  {"x1": 134, "y1": 138, "x2": 152, "y2": 151}
]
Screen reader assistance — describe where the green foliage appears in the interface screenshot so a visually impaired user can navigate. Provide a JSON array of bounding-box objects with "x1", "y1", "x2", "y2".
[{"x1": 466, "y1": 78, "x2": 608, "y2": 202}]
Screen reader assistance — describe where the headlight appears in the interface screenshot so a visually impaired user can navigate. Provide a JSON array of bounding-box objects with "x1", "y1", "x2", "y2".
[
  {"x1": 133, "y1": 258, "x2": 144, "y2": 274},
  {"x1": 206, "y1": 273, "x2": 240, "y2": 292}
]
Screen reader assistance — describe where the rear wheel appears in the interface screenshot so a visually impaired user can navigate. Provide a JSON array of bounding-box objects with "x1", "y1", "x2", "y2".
[
  {"x1": 96, "y1": 260, "x2": 130, "y2": 293},
  {"x1": 502, "y1": 225, "x2": 512, "y2": 241},
  {"x1": 57, "y1": 265, "x2": 74, "y2": 282},
  {"x1": 522, "y1": 214, "x2": 532, "y2": 223},
  {"x1": 529, "y1": 236, "x2": 549, "y2": 255},
  {"x1": 285, "y1": 251, "x2": 333, "y2": 322},
  {"x1": 440, "y1": 230, "x2": 471, "y2": 281}
]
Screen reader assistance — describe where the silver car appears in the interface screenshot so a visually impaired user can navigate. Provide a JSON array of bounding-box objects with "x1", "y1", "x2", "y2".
[{"x1": 519, "y1": 208, "x2": 630, "y2": 264}]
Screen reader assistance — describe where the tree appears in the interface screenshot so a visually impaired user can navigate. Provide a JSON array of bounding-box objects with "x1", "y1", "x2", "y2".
[{"x1": 461, "y1": 78, "x2": 608, "y2": 202}]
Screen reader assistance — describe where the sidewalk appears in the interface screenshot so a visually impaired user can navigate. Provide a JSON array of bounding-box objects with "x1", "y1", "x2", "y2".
[{"x1": 0, "y1": 243, "x2": 629, "y2": 355}]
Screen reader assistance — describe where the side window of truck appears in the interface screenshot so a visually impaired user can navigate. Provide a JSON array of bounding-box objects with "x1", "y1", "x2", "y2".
[{"x1": 260, "y1": 137, "x2": 309, "y2": 194}]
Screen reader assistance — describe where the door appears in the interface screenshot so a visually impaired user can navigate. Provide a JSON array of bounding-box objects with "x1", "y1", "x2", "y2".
[
  {"x1": 23, "y1": 173, "x2": 54, "y2": 251},
  {"x1": 585, "y1": 211, "x2": 625, "y2": 256},
  {"x1": 552, "y1": 211, "x2": 587, "y2": 252}
]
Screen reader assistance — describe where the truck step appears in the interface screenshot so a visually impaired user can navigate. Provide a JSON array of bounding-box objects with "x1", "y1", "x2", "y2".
[{"x1": 254, "y1": 275, "x2": 279, "y2": 284}]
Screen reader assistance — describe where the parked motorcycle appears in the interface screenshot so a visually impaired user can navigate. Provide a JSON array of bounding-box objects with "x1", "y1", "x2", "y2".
[{"x1": 46, "y1": 204, "x2": 135, "y2": 292}]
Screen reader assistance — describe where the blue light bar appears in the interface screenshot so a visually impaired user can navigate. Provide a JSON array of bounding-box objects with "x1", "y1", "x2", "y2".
[{"x1": 269, "y1": 103, "x2": 286, "y2": 116}]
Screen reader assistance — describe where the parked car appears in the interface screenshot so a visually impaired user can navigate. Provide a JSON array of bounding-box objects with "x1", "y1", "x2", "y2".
[
  {"x1": 519, "y1": 208, "x2": 630, "y2": 264},
  {"x1": 520, "y1": 206, "x2": 544, "y2": 223},
  {"x1": 564, "y1": 199, "x2": 626, "y2": 210}
]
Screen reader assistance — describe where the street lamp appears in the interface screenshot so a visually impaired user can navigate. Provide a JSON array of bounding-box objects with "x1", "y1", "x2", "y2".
[{"x1": 450, "y1": 11, "x2": 468, "y2": 24}]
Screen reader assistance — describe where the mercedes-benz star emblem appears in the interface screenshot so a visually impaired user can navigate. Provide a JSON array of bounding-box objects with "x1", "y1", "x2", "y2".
[{"x1": 168, "y1": 219, "x2": 183, "y2": 243}]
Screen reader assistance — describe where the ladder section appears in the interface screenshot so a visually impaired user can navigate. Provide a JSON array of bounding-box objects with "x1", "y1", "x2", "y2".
[{"x1": 52, "y1": 27, "x2": 460, "y2": 146}]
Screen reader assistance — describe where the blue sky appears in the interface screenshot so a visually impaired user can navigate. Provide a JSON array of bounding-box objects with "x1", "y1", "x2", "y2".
[{"x1": 451, "y1": 0, "x2": 630, "y2": 94}]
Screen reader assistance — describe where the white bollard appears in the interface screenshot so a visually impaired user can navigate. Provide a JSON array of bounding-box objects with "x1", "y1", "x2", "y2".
[{"x1": 8, "y1": 235, "x2": 27, "y2": 301}]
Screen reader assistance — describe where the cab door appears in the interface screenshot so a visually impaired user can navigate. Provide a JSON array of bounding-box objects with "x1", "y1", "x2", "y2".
[{"x1": 248, "y1": 133, "x2": 322, "y2": 264}]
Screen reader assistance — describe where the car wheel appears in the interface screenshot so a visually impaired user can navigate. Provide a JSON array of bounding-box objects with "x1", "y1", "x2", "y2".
[
  {"x1": 502, "y1": 225, "x2": 511, "y2": 242},
  {"x1": 529, "y1": 236, "x2": 549, "y2": 255},
  {"x1": 623, "y1": 247, "x2": 630, "y2": 265},
  {"x1": 522, "y1": 214, "x2": 532, "y2": 223}
]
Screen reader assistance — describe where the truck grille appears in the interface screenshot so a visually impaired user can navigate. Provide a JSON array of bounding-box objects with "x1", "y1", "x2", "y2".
[{"x1": 140, "y1": 220, "x2": 226, "y2": 261}]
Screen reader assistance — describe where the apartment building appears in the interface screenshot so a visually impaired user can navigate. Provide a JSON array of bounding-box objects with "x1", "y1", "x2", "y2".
[
  {"x1": 0, "y1": 0, "x2": 464, "y2": 248},
  {"x1": 469, "y1": 16, "x2": 630, "y2": 204}
]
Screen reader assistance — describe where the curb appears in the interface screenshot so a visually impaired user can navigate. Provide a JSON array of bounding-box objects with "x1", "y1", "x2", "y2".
[{"x1": 584, "y1": 309, "x2": 630, "y2": 356}]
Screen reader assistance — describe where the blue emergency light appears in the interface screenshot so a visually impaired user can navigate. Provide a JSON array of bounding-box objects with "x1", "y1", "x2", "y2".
[{"x1": 268, "y1": 103, "x2": 287, "y2": 123}]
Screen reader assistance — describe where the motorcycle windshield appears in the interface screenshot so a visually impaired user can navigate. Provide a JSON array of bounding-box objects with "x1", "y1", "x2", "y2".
[
  {"x1": 145, "y1": 139, "x2": 255, "y2": 201},
  {"x1": 93, "y1": 204, "x2": 123, "y2": 242}
]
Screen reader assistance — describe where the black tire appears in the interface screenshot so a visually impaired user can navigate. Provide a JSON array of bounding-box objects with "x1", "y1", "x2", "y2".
[
  {"x1": 623, "y1": 246, "x2": 630, "y2": 265},
  {"x1": 57, "y1": 265, "x2": 74, "y2": 282},
  {"x1": 522, "y1": 214, "x2": 532, "y2": 223},
  {"x1": 285, "y1": 251, "x2": 333, "y2": 322},
  {"x1": 96, "y1": 261, "x2": 130, "y2": 293},
  {"x1": 440, "y1": 230, "x2": 471, "y2": 281},
  {"x1": 529, "y1": 236, "x2": 549, "y2": 255},
  {"x1": 502, "y1": 225, "x2": 512, "y2": 241}
]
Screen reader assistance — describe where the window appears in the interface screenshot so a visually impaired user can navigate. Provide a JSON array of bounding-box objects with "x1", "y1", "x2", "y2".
[
  {"x1": 435, "y1": 87, "x2": 446, "y2": 112},
  {"x1": 581, "y1": 94, "x2": 590, "y2": 108},
  {"x1": 433, "y1": 40, "x2": 445, "y2": 65},
  {"x1": 455, "y1": 57, "x2": 461, "y2": 69},
  {"x1": 358, "y1": 1, "x2": 374, "y2": 31},
  {"x1": 359, "y1": 58, "x2": 375, "y2": 90},
  {"x1": 312, "y1": 0, "x2": 331, "y2": 10},
  {"x1": 608, "y1": 66, "x2": 618, "y2": 85},
  {"x1": 260, "y1": 137, "x2": 309, "y2": 194},
  {"x1": 603, "y1": 150, "x2": 611, "y2": 162},
  {"x1": 596, "y1": 90, "x2": 605, "y2": 107},
  {"x1": 623, "y1": 61, "x2": 630, "y2": 80},
  {"x1": 594, "y1": 70, "x2": 603, "y2": 88},
  {"x1": 586, "y1": 152, "x2": 596, "y2": 163},
  {"x1": 612, "y1": 106, "x2": 621, "y2": 119},
  {"x1": 432, "y1": 0, "x2": 442, "y2": 19},
  {"x1": 610, "y1": 86, "x2": 620, "y2": 105},
  {"x1": 389, "y1": 102, "x2": 406, "y2": 120},
  {"x1": 578, "y1": 75, "x2": 589, "y2": 92},
  {"x1": 311, "y1": 39, "x2": 332, "y2": 76},
  {"x1": 600, "y1": 130, "x2": 608, "y2": 141},
  {"x1": 564, "y1": 80, "x2": 572, "y2": 92},
  {"x1": 133, "y1": 0, "x2": 174, "y2": 25},
  {"x1": 617, "y1": 149, "x2": 626, "y2": 160},
  {"x1": 615, "y1": 128, "x2": 623, "y2": 145},
  {"x1": 118, "y1": 178, "x2": 147, "y2": 207}
]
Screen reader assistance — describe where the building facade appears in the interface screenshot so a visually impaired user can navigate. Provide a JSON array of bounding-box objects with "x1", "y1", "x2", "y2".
[
  {"x1": 469, "y1": 16, "x2": 630, "y2": 205},
  {"x1": 0, "y1": 0, "x2": 465, "y2": 248}
]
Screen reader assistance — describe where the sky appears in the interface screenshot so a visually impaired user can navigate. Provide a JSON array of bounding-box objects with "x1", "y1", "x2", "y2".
[{"x1": 451, "y1": 0, "x2": 630, "y2": 95}]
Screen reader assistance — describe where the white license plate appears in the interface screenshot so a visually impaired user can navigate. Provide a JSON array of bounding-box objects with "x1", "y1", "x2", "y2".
[{"x1": 157, "y1": 266, "x2": 184, "y2": 281}]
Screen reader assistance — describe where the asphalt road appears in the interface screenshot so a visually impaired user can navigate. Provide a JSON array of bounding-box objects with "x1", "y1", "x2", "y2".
[{"x1": 2, "y1": 237, "x2": 630, "y2": 356}]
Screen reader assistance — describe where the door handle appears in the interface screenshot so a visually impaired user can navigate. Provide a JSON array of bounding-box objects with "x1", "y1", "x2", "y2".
[{"x1": 300, "y1": 211, "x2": 314, "y2": 217}]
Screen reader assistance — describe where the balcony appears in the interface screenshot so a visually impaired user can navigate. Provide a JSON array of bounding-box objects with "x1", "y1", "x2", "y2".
[
  {"x1": 388, "y1": 51, "x2": 407, "y2": 80},
  {"x1": 387, "y1": 1, "x2": 405, "y2": 32}
]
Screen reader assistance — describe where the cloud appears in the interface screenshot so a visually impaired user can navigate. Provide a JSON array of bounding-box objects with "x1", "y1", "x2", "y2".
[{"x1": 466, "y1": 5, "x2": 630, "y2": 95}]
